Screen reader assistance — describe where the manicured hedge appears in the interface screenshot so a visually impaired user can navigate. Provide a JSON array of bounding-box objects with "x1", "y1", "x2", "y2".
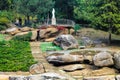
[{"x1": 0, "y1": 40, "x2": 36, "y2": 71}]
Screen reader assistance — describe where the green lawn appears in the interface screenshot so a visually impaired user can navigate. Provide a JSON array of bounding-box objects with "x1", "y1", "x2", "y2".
[
  {"x1": 40, "y1": 42, "x2": 62, "y2": 52},
  {"x1": 0, "y1": 40, "x2": 36, "y2": 71}
]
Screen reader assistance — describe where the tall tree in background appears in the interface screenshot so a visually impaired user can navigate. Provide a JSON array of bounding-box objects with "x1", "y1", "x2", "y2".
[
  {"x1": 74, "y1": 0, "x2": 96, "y2": 24},
  {"x1": 93, "y1": 0, "x2": 120, "y2": 44},
  {"x1": 0, "y1": 0, "x2": 12, "y2": 10},
  {"x1": 13, "y1": 0, "x2": 54, "y2": 24},
  {"x1": 74, "y1": 0, "x2": 120, "y2": 44},
  {"x1": 54, "y1": 0, "x2": 76, "y2": 19}
]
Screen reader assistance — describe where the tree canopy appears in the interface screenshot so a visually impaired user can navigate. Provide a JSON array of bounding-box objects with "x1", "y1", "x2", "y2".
[{"x1": 0, "y1": 0, "x2": 120, "y2": 38}]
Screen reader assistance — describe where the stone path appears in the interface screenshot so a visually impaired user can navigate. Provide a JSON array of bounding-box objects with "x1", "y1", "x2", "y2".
[{"x1": 30, "y1": 41, "x2": 76, "y2": 80}]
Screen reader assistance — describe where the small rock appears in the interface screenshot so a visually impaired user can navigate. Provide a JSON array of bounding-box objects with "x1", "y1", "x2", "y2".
[
  {"x1": 47, "y1": 54, "x2": 84, "y2": 63},
  {"x1": 29, "y1": 62, "x2": 45, "y2": 74},
  {"x1": 40, "y1": 72, "x2": 67, "y2": 80},
  {"x1": 93, "y1": 51, "x2": 114, "y2": 67},
  {"x1": 114, "y1": 53, "x2": 120, "y2": 69},
  {"x1": 9, "y1": 76, "x2": 26, "y2": 80}
]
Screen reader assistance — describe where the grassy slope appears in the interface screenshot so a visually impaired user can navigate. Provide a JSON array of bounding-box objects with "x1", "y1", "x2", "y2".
[
  {"x1": 77, "y1": 28, "x2": 120, "y2": 40},
  {"x1": 77, "y1": 28, "x2": 120, "y2": 47}
]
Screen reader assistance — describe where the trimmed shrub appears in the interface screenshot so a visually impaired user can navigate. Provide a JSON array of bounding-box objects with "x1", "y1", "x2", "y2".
[{"x1": 0, "y1": 40, "x2": 36, "y2": 71}]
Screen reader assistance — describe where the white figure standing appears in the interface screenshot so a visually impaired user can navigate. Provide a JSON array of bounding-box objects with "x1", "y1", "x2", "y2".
[
  {"x1": 51, "y1": 8, "x2": 56, "y2": 25},
  {"x1": 52, "y1": 8, "x2": 55, "y2": 18}
]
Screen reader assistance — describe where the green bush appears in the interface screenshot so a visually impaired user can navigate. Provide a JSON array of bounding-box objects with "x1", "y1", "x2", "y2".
[
  {"x1": 0, "y1": 24, "x2": 7, "y2": 30},
  {"x1": 0, "y1": 17, "x2": 10, "y2": 24},
  {"x1": 12, "y1": 32, "x2": 32, "y2": 41},
  {"x1": 0, "y1": 40, "x2": 36, "y2": 71}
]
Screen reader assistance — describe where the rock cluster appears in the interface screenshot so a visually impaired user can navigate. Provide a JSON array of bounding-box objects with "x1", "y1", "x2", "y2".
[
  {"x1": 38, "y1": 26, "x2": 74, "y2": 42},
  {"x1": 46, "y1": 51, "x2": 120, "y2": 76},
  {"x1": 9, "y1": 72, "x2": 67, "y2": 80},
  {"x1": 0, "y1": 25, "x2": 75, "y2": 42}
]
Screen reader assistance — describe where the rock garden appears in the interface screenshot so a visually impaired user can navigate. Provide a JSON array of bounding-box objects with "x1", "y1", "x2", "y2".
[{"x1": 0, "y1": 24, "x2": 120, "y2": 80}]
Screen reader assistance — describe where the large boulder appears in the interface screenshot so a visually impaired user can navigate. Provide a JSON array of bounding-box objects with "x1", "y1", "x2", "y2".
[
  {"x1": 39, "y1": 29, "x2": 47, "y2": 38},
  {"x1": 114, "y1": 53, "x2": 120, "y2": 69},
  {"x1": 93, "y1": 51, "x2": 114, "y2": 67},
  {"x1": 39, "y1": 27, "x2": 58, "y2": 39},
  {"x1": 31, "y1": 30, "x2": 37, "y2": 41},
  {"x1": 15, "y1": 32, "x2": 29, "y2": 36},
  {"x1": 9, "y1": 76, "x2": 25, "y2": 80},
  {"x1": 5, "y1": 27, "x2": 20, "y2": 35},
  {"x1": 29, "y1": 63, "x2": 45, "y2": 74},
  {"x1": 60, "y1": 64, "x2": 86, "y2": 72},
  {"x1": 46, "y1": 27, "x2": 58, "y2": 34},
  {"x1": 20, "y1": 27, "x2": 33, "y2": 32},
  {"x1": 44, "y1": 37, "x2": 56, "y2": 42},
  {"x1": 53, "y1": 35, "x2": 79, "y2": 50},
  {"x1": 47, "y1": 54, "x2": 84, "y2": 63}
]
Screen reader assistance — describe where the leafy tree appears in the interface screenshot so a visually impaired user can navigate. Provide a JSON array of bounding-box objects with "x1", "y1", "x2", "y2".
[
  {"x1": 92, "y1": 0, "x2": 120, "y2": 44},
  {"x1": 74, "y1": 0, "x2": 120, "y2": 44},
  {"x1": 74, "y1": 0, "x2": 96, "y2": 24},
  {"x1": 54, "y1": 0, "x2": 76, "y2": 19},
  {"x1": 12, "y1": 0, "x2": 54, "y2": 25},
  {"x1": 0, "y1": 0, "x2": 12, "y2": 10}
]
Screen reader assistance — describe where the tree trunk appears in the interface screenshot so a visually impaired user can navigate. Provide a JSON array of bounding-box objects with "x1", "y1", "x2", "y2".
[
  {"x1": 108, "y1": 24, "x2": 112, "y2": 45},
  {"x1": 108, "y1": 32, "x2": 111, "y2": 45},
  {"x1": 27, "y1": 15, "x2": 30, "y2": 25}
]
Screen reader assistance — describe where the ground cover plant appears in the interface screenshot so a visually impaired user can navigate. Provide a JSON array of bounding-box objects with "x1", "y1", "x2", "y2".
[
  {"x1": 40, "y1": 42, "x2": 62, "y2": 52},
  {"x1": 0, "y1": 40, "x2": 36, "y2": 71}
]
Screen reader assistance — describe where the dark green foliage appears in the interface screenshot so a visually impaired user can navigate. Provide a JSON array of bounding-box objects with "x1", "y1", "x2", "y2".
[
  {"x1": 0, "y1": 40, "x2": 36, "y2": 71},
  {"x1": 54, "y1": 0, "x2": 76, "y2": 19},
  {"x1": 12, "y1": 32, "x2": 32, "y2": 41},
  {"x1": 0, "y1": 0, "x2": 11, "y2": 10},
  {"x1": 0, "y1": 24, "x2": 7, "y2": 30},
  {"x1": 13, "y1": 0, "x2": 54, "y2": 25}
]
